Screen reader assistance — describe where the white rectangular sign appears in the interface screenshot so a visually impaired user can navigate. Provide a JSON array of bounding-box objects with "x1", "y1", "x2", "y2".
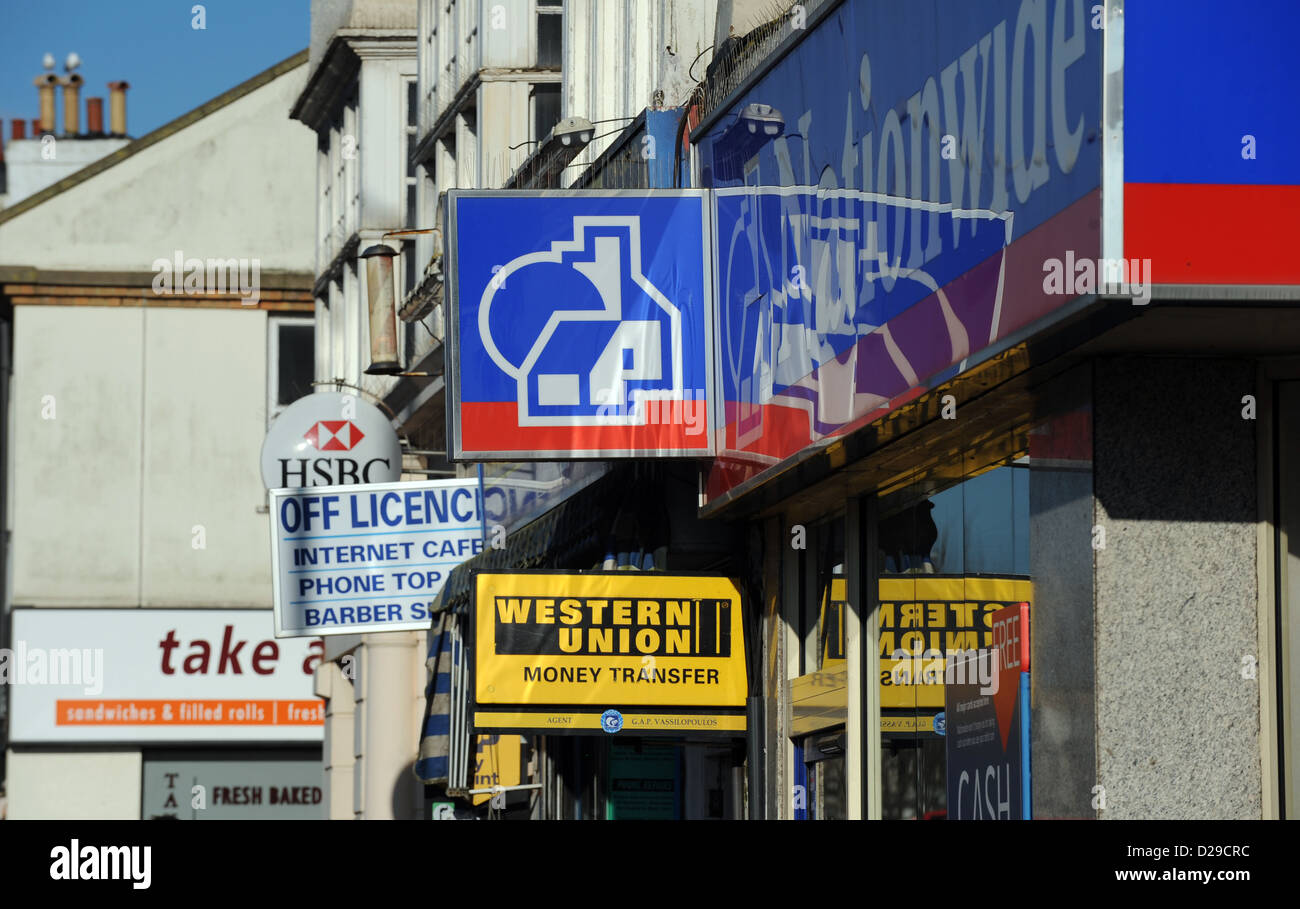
[
  {"x1": 269, "y1": 478, "x2": 484, "y2": 637},
  {"x1": 8, "y1": 609, "x2": 324, "y2": 744}
]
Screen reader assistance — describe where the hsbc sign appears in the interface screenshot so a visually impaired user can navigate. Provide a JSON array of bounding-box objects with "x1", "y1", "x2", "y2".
[{"x1": 260, "y1": 392, "x2": 402, "y2": 489}]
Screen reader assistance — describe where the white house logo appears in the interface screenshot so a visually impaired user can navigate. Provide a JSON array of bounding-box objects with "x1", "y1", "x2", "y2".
[
  {"x1": 479, "y1": 216, "x2": 684, "y2": 428},
  {"x1": 304, "y1": 420, "x2": 366, "y2": 452}
]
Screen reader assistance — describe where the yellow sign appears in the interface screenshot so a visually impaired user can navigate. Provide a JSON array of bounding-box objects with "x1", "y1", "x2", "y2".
[
  {"x1": 471, "y1": 734, "x2": 522, "y2": 806},
  {"x1": 473, "y1": 572, "x2": 748, "y2": 733},
  {"x1": 818, "y1": 575, "x2": 1032, "y2": 710}
]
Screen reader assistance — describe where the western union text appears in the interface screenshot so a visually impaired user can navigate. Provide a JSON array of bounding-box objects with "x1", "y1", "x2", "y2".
[{"x1": 494, "y1": 596, "x2": 731, "y2": 657}]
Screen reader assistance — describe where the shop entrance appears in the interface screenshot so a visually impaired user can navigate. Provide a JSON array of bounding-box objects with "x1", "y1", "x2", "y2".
[{"x1": 537, "y1": 736, "x2": 745, "y2": 819}]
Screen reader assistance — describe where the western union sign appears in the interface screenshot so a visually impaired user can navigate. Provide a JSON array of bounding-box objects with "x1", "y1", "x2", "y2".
[{"x1": 473, "y1": 572, "x2": 748, "y2": 735}]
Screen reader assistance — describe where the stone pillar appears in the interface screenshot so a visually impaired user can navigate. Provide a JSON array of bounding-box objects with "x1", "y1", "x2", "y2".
[{"x1": 1092, "y1": 357, "x2": 1260, "y2": 818}]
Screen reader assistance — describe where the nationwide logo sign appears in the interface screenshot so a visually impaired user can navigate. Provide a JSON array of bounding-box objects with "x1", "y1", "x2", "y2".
[
  {"x1": 701, "y1": 0, "x2": 1104, "y2": 503},
  {"x1": 304, "y1": 420, "x2": 365, "y2": 452},
  {"x1": 445, "y1": 190, "x2": 715, "y2": 460},
  {"x1": 471, "y1": 572, "x2": 748, "y2": 735},
  {"x1": 260, "y1": 392, "x2": 402, "y2": 489}
]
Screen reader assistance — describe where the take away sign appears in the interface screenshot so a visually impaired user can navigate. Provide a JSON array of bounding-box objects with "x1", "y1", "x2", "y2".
[{"x1": 472, "y1": 571, "x2": 748, "y2": 735}]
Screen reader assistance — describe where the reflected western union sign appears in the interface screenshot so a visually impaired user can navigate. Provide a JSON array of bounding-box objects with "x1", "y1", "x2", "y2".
[
  {"x1": 473, "y1": 572, "x2": 747, "y2": 735},
  {"x1": 819, "y1": 575, "x2": 1033, "y2": 709}
]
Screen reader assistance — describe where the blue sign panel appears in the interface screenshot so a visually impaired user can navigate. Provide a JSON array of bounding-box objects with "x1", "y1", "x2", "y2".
[
  {"x1": 446, "y1": 190, "x2": 715, "y2": 460},
  {"x1": 702, "y1": 0, "x2": 1103, "y2": 503}
]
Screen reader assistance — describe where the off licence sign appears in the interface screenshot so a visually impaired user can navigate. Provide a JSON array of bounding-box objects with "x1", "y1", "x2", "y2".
[{"x1": 270, "y1": 479, "x2": 484, "y2": 637}]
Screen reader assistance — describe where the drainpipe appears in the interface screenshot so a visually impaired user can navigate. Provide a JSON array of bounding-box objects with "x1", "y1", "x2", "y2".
[{"x1": 107, "y1": 81, "x2": 129, "y2": 136}]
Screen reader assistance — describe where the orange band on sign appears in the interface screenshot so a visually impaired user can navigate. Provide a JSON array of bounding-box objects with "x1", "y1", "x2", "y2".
[{"x1": 55, "y1": 699, "x2": 324, "y2": 726}]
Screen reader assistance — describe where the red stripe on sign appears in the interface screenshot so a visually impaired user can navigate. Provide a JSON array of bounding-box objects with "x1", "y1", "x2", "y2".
[
  {"x1": 1125, "y1": 183, "x2": 1300, "y2": 284},
  {"x1": 459, "y1": 401, "x2": 711, "y2": 455}
]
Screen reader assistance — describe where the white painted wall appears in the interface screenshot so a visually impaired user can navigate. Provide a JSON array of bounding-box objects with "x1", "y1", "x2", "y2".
[
  {"x1": 0, "y1": 66, "x2": 314, "y2": 272},
  {"x1": 5, "y1": 749, "x2": 143, "y2": 819},
  {"x1": 9, "y1": 306, "x2": 145, "y2": 604},
  {"x1": 563, "y1": 0, "x2": 716, "y2": 171},
  {"x1": 309, "y1": 41, "x2": 416, "y2": 401},
  {"x1": 2, "y1": 137, "x2": 131, "y2": 208},
  {"x1": 9, "y1": 306, "x2": 272, "y2": 607},
  {"x1": 139, "y1": 308, "x2": 272, "y2": 605}
]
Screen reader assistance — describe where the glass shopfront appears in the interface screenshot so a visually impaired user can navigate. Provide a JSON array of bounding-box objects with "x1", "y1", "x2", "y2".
[{"x1": 783, "y1": 365, "x2": 1096, "y2": 820}]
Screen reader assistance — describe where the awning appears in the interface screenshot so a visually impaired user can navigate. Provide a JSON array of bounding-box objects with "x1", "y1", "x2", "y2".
[
  {"x1": 415, "y1": 468, "x2": 624, "y2": 789},
  {"x1": 415, "y1": 611, "x2": 454, "y2": 784},
  {"x1": 434, "y1": 468, "x2": 622, "y2": 617}
]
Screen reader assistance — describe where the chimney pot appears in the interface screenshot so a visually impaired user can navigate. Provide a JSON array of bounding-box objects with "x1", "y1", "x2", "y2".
[
  {"x1": 107, "y1": 80, "x2": 129, "y2": 136},
  {"x1": 87, "y1": 97, "x2": 104, "y2": 135},
  {"x1": 31, "y1": 118, "x2": 42, "y2": 136},
  {"x1": 34, "y1": 72, "x2": 59, "y2": 133},
  {"x1": 61, "y1": 73, "x2": 84, "y2": 136},
  {"x1": 12, "y1": 120, "x2": 27, "y2": 140}
]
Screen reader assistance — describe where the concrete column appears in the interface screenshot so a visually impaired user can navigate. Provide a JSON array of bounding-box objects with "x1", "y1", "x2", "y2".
[
  {"x1": 1092, "y1": 357, "x2": 1261, "y2": 818},
  {"x1": 314, "y1": 659, "x2": 356, "y2": 821},
  {"x1": 353, "y1": 632, "x2": 425, "y2": 819}
]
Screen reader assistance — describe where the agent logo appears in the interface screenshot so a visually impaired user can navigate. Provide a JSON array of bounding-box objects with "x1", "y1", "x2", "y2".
[{"x1": 601, "y1": 709, "x2": 624, "y2": 734}]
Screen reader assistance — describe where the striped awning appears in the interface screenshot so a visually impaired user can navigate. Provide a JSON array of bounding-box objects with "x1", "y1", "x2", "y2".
[
  {"x1": 415, "y1": 469, "x2": 620, "y2": 788},
  {"x1": 415, "y1": 611, "x2": 455, "y2": 784}
]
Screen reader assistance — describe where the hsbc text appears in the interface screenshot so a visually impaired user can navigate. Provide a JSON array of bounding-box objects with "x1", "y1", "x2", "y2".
[{"x1": 277, "y1": 456, "x2": 392, "y2": 487}]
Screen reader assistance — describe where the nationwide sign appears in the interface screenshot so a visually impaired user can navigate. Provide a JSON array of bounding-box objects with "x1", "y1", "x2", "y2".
[
  {"x1": 269, "y1": 479, "x2": 484, "y2": 637},
  {"x1": 261, "y1": 391, "x2": 402, "y2": 489},
  {"x1": 444, "y1": 190, "x2": 716, "y2": 460},
  {"x1": 701, "y1": 0, "x2": 1104, "y2": 503},
  {"x1": 472, "y1": 572, "x2": 748, "y2": 734}
]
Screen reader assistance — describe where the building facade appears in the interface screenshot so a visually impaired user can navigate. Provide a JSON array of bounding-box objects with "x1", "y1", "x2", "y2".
[
  {"x1": 417, "y1": 0, "x2": 1300, "y2": 821},
  {"x1": 684, "y1": 0, "x2": 1298, "y2": 819},
  {"x1": 0, "y1": 53, "x2": 319, "y2": 819},
  {"x1": 280, "y1": 0, "x2": 1300, "y2": 822}
]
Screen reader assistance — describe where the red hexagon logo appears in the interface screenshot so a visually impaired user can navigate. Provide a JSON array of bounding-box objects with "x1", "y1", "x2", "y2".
[{"x1": 304, "y1": 420, "x2": 366, "y2": 451}]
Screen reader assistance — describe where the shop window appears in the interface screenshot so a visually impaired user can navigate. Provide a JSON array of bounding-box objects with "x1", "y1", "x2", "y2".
[
  {"x1": 786, "y1": 514, "x2": 847, "y2": 819},
  {"x1": 876, "y1": 458, "x2": 1031, "y2": 820}
]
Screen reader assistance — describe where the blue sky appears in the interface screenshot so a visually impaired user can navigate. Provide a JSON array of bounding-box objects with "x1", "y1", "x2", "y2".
[{"x1": 0, "y1": 0, "x2": 309, "y2": 141}]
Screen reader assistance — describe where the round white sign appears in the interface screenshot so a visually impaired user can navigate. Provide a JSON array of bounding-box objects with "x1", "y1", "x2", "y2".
[{"x1": 261, "y1": 392, "x2": 402, "y2": 489}]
